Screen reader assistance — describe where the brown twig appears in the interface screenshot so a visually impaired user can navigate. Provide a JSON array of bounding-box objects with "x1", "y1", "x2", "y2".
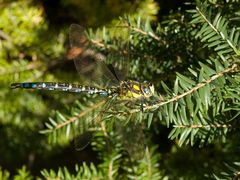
[
  {"x1": 129, "y1": 63, "x2": 239, "y2": 113},
  {"x1": 54, "y1": 100, "x2": 106, "y2": 130},
  {"x1": 175, "y1": 124, "x2": 232, "y2": 128},
  {"x1": 130, "y1": 26, "x2": 161, "y2": 42},
  {"x1": 0, "y1": 30, "x2": 11, "y2": 41}
]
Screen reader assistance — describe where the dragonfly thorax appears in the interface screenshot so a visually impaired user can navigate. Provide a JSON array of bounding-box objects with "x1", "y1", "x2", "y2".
[{"x1": 118, "y1": 80, "x2": 154, "y2": 100}]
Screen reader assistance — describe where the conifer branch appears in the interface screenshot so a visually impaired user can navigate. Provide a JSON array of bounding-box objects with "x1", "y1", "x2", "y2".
[
  {"x1": 143, "y1": 63, "x2": 238, "y2": 111},
  {"x1": 174, "y1": 124, "x2": 232, "y2": 128},
  {"x1": 196, "y1": 7, "x2": 239, "y2": 55},
  {"x1": 91, "y1": 39, "x2": 105, "y2": 48},
  {"x1": 54, "y1": 100, "x2": 106, "y2": 130},
  {"x1": 108, "y1": 160, "x2": 114, "y2": 180},
  {"x1": 146, "y1": 147, "x2": 152, "y2": 179},
  {"x1": 129, "y1": 25, "x2": 161, "y2": 42}
]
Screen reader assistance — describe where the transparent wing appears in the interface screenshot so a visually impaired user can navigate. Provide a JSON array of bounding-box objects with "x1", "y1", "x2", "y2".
[
  {"x1": 69, "y1": 24, "x2": 127, "y2": 87},
  {"x1": 73, "y1": 99, "x2": 114, "y2": 150},
  {"x1": 116, "y1": 120, "x2": 146, "y2": 161}
]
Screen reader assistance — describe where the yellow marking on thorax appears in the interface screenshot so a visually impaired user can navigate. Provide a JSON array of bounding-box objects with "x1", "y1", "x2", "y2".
[
  {"x1": 133, "y1": 84, "x2": 140, "y2": 91},
  {"x1": 124, "y1": 90, "x2": 142, "y2": 99},
  {"x1": 130, "y1": 92, "x2": 142, "y2": 98},
  {"x1": 117, "y1": 80, "x2": 155, "y2": 101}
]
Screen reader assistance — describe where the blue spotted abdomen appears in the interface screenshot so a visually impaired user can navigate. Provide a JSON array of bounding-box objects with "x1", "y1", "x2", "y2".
[{"x1": 11, "y1": 82, "x2": 112, "y2": 96}]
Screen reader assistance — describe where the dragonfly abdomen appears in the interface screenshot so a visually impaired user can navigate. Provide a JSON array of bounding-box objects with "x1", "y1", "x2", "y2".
[{"x1": 11, "y1": 82, "x2": 112, "y2": 96}]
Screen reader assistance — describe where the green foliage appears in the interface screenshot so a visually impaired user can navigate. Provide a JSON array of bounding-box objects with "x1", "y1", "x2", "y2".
[
  {"x1": 164, "y1": 0, "x2": 240, "y2": 147},
  {"x1": 41, "y1": 163, "x2": 103, "y2": 179},
  {"x1": 0, "y1": 167, "x2": 10, "y2": 180},
  {"x1": 0, "y1": 166, "x2": 33, "y2": 180},
  {"x1": 213, "y1": 162, "x2": 240, "y2": 179},
  {"x1": 2, "y1": 0, "x2": 240, "y2": 179},
  {"x1": 60, "y1": 0, "x2": 158, "y2": 27}
]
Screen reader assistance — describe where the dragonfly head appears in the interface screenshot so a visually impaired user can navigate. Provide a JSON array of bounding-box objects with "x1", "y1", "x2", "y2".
[{"x1": 142, "y1": 81, "x2": 154, "y2": 97}]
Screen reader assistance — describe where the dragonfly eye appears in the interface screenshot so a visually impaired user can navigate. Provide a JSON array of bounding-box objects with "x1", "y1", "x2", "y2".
[{"x1": 143, "y1": 87, "x2": 150, "y2": 94}]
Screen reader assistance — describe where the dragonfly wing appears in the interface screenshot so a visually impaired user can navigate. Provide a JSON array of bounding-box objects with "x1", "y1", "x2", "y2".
[
  {"x1": 105, "y1": 27, "x2": 130, "y2": 83},
  {"x1": 69, "y1": 24, "x2": 120, "y2": 87},
  {"x1": 106, "y1": 48, "x2": 130, "y2": 83},
  {"x1": 116, "y1": 120, "x2": 147, "y2": 161},
  {"x1": 73, "y1": 99, "x2": 114, "y2": 150}
]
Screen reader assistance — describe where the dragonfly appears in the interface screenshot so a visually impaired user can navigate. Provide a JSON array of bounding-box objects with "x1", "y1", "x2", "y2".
[
  {"x1": 11, "y1": 24, "x2": 155, "y2": 108},
  {"x1": 11, "y1": 24, "x2": 155, "y2": 158}
]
